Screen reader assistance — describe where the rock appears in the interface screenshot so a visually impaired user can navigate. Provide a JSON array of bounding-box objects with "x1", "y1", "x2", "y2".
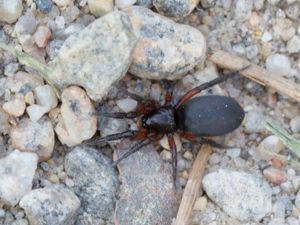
[
  {"x1": 2, "y1": 97, "x2": 26, "y2": 117},
  {"x1": 19, "y1": 185, "x2": 80, "y2": 225},
  {"x1": 266, "y1": 54, "x2": 291, "y2": 77},
  {"x1": 263, "y1": 167, "x2": 288, "y2": 185},
  {"x1": 10, "y1": 117, "x2": 55, "y2": 161},
  {"x1": 287, "y1": 36, "x2": 300, "y2": 54},
  {"x1": 159, "y1": 133, "x2": 182, "y2": 152},
  {"x1": 153, "y1": 0, "x2": 199, "y2": 18},
  {"x1": 4, "y1": 63, "x2": 20, "y2": 77},
  {"x1": 65, "y1": 146, "x2": 118, "y2": 224},
  {"x1": 267, "y1": 0, "x2": 280, "y2": 5},
  {"x1": 34, "y1": 26, "x2": 52, "y2": 48},
  {"x1": 0, "y1": 150, "x2": 38, "y2": 206},
  {"x1": 34, "y1": 85, "x2": 58, "y2": 111},
  {"x1": 226, "y1": 148, "x2": 241, "y2": 158},
  {"x1": 55, "y1": 86, "x2": 97, "y2": 146},
  {"x1": 124, "y1": 6, "x2": 206, "y2": 80},
  {"x1": 15, "y1": 13, "x2": 37, "y2": 36},
  {"x1": 61, "y1": 6, "x2": 80, "y2": 24},
  {"x1": 115, "y1": 139, "x2": 181, "y2": 225},
  {"x1": 26, "y1": 105, "x2": 49, "y2": 122},
  {"x1": 6, "y1": 71, "x2": 44, "y2": 94},
  {"x1": 0, "y1": 108, "x2": 10, "y2": 134},
  {"x1": 203, "y1": 170, "x2": 272, "y2": 221},
  {"x1": 35, "y1": 0, "x2": 53, "y2": 13},
  {"x1": 116, "y1": 0, "x2": 136, "y2": 8},
  {"x1": 244, "y1": 110, "x2": 265, "y2": 133},
  {"x1": 135, "y1": 0, "x2": 152, "y2": 7},
  {"x1": 52, "y1": 0, "x2": 73, "y2": 6},
  {"x1": 116, "y1": 98, "x2": 138, "y2": 113},
  {"x1": 0, "y1": 0, "x2": 23, "y2": 24},
  {"x1": 88, "y1": 0, "x2": 114, "y2": 17},
  {"x1": 235, "y1": 0, "x2": 253, "y2": 21},
  {"x1": 49, "y1": 11, "x2": 137, "y2": 101},
  {"x1": 257, "y1": 135, "x2": 285, "y2": 160},
  {"x1": 290, "y1": 116, "x2": 300, "y2": 133},
  {"x1": 193, "y1": 196, "x2": 207, "y2": 211}
]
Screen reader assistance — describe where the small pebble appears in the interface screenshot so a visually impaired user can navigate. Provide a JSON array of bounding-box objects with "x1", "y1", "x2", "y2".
[
  {"x1": 244, "y1": 110, "x2": 265, "y2": 133},
  {"x1": 0, "y1": 209, "x2": 5, "y2": 217},
  {"x1": 4, "y1": 63, "x2": 20, "y2": 77},
  {"x1": 116, "y1": 98, "x2": 138, "y2": 113},
  {"x1": 266, "y1": 54, "x2": 291, "y2": 77},
  {"x1": 2, "y1": 97, "x2": 26, "y2": 117},
  {"x1": 34, "y1": 26, "x2": 52, "y2": 48},
  {"x1": 52, "y1": 0, "x2": 73, "y2": 6},
  {"x1": 290, "y1": 116, "x2": 300, "y2": 133},
  {"x1": 159, "y1": 134, "x2": 182, "y2": 152},
  {"x1": 183, "y1": 151, "x2": 193, "y2": 160},
  {"x1": 193, "y1": 196, "x2": 207, "y2": 211},
  {"x1": 160, "y1": 150, "x2": 172, "y2": 160},
  {"x1": 263, "y1": 167, "x2": 288, "y2": 185},
  {"x1": 257, "y1": 135, "x2": 285, "y2": 160},
  {"x1": 287, "y1": 36, "x2": 300, "y2": 54},
  {"x1": 0, "y1": 0, "x2": 23, "y2": 23},
  {"x1": 24, "y1": 92, "x2": 35, "y2": 105},
  {"x1": 35, "y1": 0, "x2": 53, "y2": 13},
  {"x1": 226, "y1": 148, "x2": 241, "y2": 158},
  {"x1": 87, "y1": 0, "x2": 113, "y2": 17}
]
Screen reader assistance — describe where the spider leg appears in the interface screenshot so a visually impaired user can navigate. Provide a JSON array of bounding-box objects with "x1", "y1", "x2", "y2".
[
  {"x1": 161, "y1": 80, "x2": 174, "y2": 106},
  {"x1": 112, "y1": 138, "x2": 152, "y2": 166},
  {"x1": 175, "y1": 65, "x2": 250, "y2": 108},
  {"x1": 167, "y1": 133, "x2": 178, "y2": 189},
  {"x1": 84, "y1": 130, "x2": 137, "y2": 145}
]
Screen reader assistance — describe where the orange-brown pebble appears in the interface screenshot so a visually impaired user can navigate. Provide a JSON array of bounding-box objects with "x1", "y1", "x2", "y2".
[{"x1": 263, "y1": 167, "x2": 288, "y2": 185}]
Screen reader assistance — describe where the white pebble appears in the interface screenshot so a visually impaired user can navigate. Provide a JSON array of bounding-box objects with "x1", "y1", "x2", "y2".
[
  {"x1": 193, "y1": 196, "x2": 207, "y2": 211},
  {"x1": 34, "y1": 85, "x2": 58, "y2": 111},
  {"x1": 2, "y1": 97, "x2": 26, "y2": 117},
  {"x1": 290, "y1": 116, "x2": 300, "y2": 133},
  {"x1": 116, "y1": 98, "x2": 138, "y2": 113},
  {"x1": 287, "y1": 36, "x2": 300, "y2": 54},
  {"x1": 266, "y1": 54, "x2": 291, "y2": 77},
  {"x1": 257, "y1": 135, "x2": 285, "y2": 160}
]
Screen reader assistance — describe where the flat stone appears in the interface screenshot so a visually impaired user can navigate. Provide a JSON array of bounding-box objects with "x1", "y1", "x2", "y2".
[
  {"x1": 10, "y1": 117, "x2": 55, "y2": 161},
  {"x1": 124, "y1": 6, "x2": 206, "y2": 80},
  {"x1": 153, "y1": 0, "x2": 200, "y2": 18},
  {"x1": 0, "y1": 150, "x2": 38, "y2": 206},
  {"x1": 115, "y1": 139, "x2": 181, "y2": 225},
  {"x1": 203, "y1": 169, "x2": 272, "y2": 221},
  {"x1": 88, "y1": 0, "x2": 114, "y2": 16},
  {"x1": 65, "y1": 146, "x2": 118, "y2": 224},
  {"x1": 0, "y1": 0, "x2": 23, "y2": 24},
  {"x1": 49, "y1": 11, "x2": 137, "y2": 101},
  {"x1": 55, "y1": 86, "x2": 97, "y2": 146},
  {"x1": 19, "y1": 185, "x2": 80, "y2": 225}
]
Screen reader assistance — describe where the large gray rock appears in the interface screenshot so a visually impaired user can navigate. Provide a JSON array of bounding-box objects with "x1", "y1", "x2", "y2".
[
  {"x1": 124, "y1": 6, "x2": 206, "y2": 80},
  {"x1": 115, "y1": 140, "x2": 181, "y2": 225},
  {"x1": 20, "y1": 185, "x2": 80, "y2": 225},
  {"x1": 203, "y1": 169, "x2": 272, "y2": 222},
  {"x1": 0, "y1": 150, "x2": 38, "y2": 206},
  {"x1": 0, "y1": 0, "x2": 23, "y2": 24},
  {"x1": 64, "y1": 146, "x2": 119, "y2": 224},
  {"x1": 49, "y1": 11, "x2": 137, "y2": 101}
]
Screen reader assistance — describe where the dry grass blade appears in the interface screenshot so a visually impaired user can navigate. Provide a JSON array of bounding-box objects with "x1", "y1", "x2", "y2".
[
  {"x1": 209, "y1": 49, "x2": 300, "y2": 102},
  {"x1": 175, "y1": 145, "x2": 213, "y2": 225}
]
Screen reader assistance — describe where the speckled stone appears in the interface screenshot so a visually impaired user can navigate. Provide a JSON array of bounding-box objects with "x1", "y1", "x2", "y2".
[
  {"x1": 0, "y1": 150, "x2": 38, "y2": 206},
  {"x1": 65, "y1": 146, "x2": 118, "y2": 224},
  {"x1": 115, "y1": 139, "x2": 181, "y2": 225},
  {"x1": 203, "y1": 169, "x2": 272, "y2": 221},
  {"x1": 49, "y1": 11, "x2": 137, "y2": 101},
  {"x1": 35, "y1": 0, "x2": 53, "y2": 13},
  {"x1": 10, "y1": 117, "x2": 55, "y2": 161},
  {"x1": 153, "y1": 0, "x2": 199, "y2": 18},
  {"x1": 19, "y1": 185, "x2": 80, "y2": 225},
  {"x1": 124, "y1": 6, "x2": 206, "y2": 80},
  {"x1": 55, "y1": 86, "x2": 97, "y2": 146}
]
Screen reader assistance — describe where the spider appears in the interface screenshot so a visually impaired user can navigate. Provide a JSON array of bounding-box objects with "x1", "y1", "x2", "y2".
[{"x1": 88, "y1": 66, "x2": 249, "y2": 187}]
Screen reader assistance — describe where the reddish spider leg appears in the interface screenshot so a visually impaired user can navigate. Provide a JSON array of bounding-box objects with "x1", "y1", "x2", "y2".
[
  {"x1": 167, "y1": 133, "x2": 177, "y2": 188},
  {"x1": 175, "y1": 66, "x2": 250, "y2": 108}
]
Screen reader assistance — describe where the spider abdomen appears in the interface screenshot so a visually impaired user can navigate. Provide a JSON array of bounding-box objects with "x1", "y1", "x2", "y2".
[{"x1": 175, "y1": 95, "x2": 244, "y2": 137}]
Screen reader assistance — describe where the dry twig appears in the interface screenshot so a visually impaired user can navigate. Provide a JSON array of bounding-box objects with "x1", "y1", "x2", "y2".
[
  {"x1": 175, "y1": 145, "x2": 213, "y2": 225},
  {"x1": 209, "y1": 49, "x2": 300, "y2": 102}
]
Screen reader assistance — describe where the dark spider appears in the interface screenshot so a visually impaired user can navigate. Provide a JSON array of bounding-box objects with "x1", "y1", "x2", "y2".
[{"x1": 87, "y1": 66, "x2": 249, "y2": 188}]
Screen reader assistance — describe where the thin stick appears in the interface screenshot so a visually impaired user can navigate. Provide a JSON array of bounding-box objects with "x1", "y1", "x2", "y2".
[
  {"x1": 175, "y1": 145, "x2": 213, "y2": 225},
  {"x1": 209, "y1": 49, "x2": 300, "y2": 102}
]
